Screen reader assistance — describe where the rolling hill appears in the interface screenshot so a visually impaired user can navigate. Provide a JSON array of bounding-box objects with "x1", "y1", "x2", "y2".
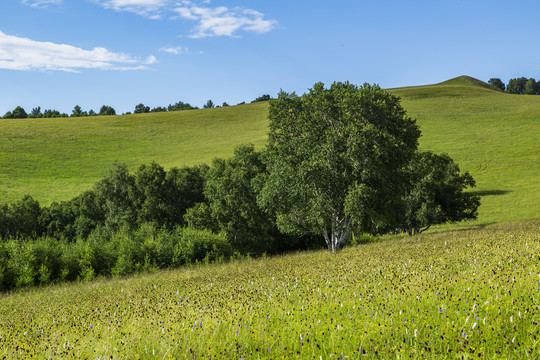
[{"x1": 0, "y1": 76, "x2": 538, "y2": 226}]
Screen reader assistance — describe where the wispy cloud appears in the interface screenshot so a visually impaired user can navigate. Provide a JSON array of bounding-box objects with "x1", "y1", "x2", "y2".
[
  {"x1": 21, "y1": 0, "x2": 62, "y2": 8},
  {"x1": 160, "y1": 46, "x2": 190, "y2": 55},
  {"x1": 95, "y1": 0, "x2": 170, "y2": 19},
  {"x1": 94, "y1": 0, "x2": 277, "y2": 37},
  {"x1": 0, "y1": 31, "x2": 156, "y2": 72},
  {"x1": 174, "y1": 3, "x2": 277, "y2": 38}
]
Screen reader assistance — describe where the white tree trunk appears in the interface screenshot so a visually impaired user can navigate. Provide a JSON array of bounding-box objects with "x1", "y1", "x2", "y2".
[{"x1": 323, "y1": 215, "x2": 352, "y2": 253}]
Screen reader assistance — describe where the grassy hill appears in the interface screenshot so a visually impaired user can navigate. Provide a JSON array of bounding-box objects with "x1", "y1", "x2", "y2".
[{"x1": 0, "y1": 76, "x2": 538, "y2": 226}]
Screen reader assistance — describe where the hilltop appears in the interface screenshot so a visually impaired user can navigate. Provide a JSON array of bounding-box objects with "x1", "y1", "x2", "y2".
[{"x1": 0, "y1": 76, "x2": 538, "y2": 226}]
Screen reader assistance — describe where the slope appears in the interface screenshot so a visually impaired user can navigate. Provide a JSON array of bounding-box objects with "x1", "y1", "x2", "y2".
[{"x1": 0, "y1": 76, "x2": 538, "y2": 226}]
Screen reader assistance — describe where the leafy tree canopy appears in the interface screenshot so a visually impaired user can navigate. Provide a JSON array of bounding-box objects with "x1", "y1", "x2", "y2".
[{"x1": 258, "y1": 82, "x2": 421, "y2": 252}]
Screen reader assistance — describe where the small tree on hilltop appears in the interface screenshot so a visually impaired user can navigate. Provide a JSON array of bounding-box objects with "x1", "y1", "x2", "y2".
[
  {"x1": 203, "y1": 100, "x2": 215, "y2": 109},
  {"x1": 488, "y1": 78, "x2": 505, "y2": 92}
]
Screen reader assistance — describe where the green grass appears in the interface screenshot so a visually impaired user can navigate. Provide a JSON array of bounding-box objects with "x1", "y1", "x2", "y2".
[
  {"x1": 0, "y1": 75, "x2": 538, "y2": 226},
  {"x1": 0, "y1": 103, "x2": 269, "y2": 204},
  {"x1": 1, "y1": 219, "x2": 538, "y2": 358},
  {"x1": 391, "y1": 76, "x2": 539, "y2": 226}
]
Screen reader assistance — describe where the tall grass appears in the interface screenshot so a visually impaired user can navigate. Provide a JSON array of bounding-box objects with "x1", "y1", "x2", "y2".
[{"x1": 0, "y1": 219, "x2": 538, "y2": 358}]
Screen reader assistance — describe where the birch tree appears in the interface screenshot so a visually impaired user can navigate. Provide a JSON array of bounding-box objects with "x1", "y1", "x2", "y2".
[{"x1": 257, "y1": 82, "x2": 420, "y2": 252}]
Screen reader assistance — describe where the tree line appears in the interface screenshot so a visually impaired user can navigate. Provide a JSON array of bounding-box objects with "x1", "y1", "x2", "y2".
[
  {"x1": 488, "y1": 77, "x2": 540, "y2": 95},
  {"x1": 2, "y1": 94, "x2": 273, "y2": 119},
  {"x1": 0, "y1": 83, "x2": 479, "y2": 290}
]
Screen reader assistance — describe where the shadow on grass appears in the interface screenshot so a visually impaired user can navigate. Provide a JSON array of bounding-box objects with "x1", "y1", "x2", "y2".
[{"x1": 470, "y1": 189, "x2": 511, "y2": 196}]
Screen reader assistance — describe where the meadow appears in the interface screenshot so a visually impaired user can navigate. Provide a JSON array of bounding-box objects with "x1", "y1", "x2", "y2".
[
  {"x1": 0, "y1": 219, "x2": 538, "y2": 358},
  {"x1": 0, "y1": 76, "x2": 538, "y2": 227},
  {"x1": 0, "y1": 76, "x2": 539, "y2": 358}
]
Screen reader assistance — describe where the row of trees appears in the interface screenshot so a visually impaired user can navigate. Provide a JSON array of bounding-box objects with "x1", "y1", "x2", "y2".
[
  {"x1": 2, "y1": 95, "x2": 274, "y2": 119},
  {"x1": 488, "y1": 77, "x2": 540, "y2": 95},
  {"x1": 2, "y1": 105, "x2": 116, "y2": 119}
]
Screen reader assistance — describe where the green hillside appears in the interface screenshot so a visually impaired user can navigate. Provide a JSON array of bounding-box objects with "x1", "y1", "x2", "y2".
[{"x1": 0, "y1": 76, "x2": 538, "y2": 226}]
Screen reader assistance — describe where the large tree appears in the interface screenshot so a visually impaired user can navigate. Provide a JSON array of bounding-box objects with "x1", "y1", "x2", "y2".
[
  {"x1": 258, "y1": 82, "x2": 421, "y2": 252},
  {"x1": 400, "y1": 151, "x2": 480, "y2": 235}
]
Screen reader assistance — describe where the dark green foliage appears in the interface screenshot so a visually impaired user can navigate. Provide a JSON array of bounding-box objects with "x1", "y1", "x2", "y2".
[
  {"x1": 151, "y1": 106, "x2": 167, "y2": 112},
  {"x1": 71, "y1": 105, "x2": 84, "y2": 117},
  {"x1": 400, "y1": 151, "x2": 480, "y2": 234},
  {"x1": 524, "y1": 78, "x2": 539, "y2": 95},
  {"x1": 259, "y1": 82, "x2": 421, "y2": 252},
  {"x1": 203, "y1": 100, "x2": 215, "y2": 109},
  {"x1": 0, "y1": 225, "x2": 232, "y2": 291},
  {"x1": 134, "y1": 103, "x2": 150, "y2": 114},
  {"x1": 29, "y1": 106, "x2": 42, "y2": 118},
  {"x1": 488, "y1": 78, "x2": 505, "y2": 92},
  {"x1": 0, "y1": 195, "x2": 42, "y2": 239},
  {"x1": 99, "y1": 105, "x2": 116, "y2": 116},
  {"x1": 251, "y1": 94, "x2": 272, "y2": 103},
  {"x1": 506, "y1": 77, "x2": 527, "y2": 94},
  {"x1": 3, "y1": 106, "x2": 28, "y2": 119},
  {"x1": 42, "y1": 109, "x2": 68, "y2": 118},
  {"x1": 186, "y1": 144, "x2": 279, "y2": 254},
  {"x1": 167, "y1": 101, "x2": 196, "y2": 111}
]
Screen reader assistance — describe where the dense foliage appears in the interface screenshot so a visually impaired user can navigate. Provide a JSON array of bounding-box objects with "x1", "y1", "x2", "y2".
[
  {"x1": 259, "y1": 82, "x2": 421, "y2": 252},
  {"x1": 0, "y1": 225, "x2": 232, "y2": 291},
  {"x1": 489, "y1": 77, "x2": 540, "y2": 95}
]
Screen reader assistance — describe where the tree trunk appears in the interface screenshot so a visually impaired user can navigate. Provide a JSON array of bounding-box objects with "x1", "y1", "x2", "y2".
[{"x1": 323, "y1": 216, "x2": 352, "y2": 253}]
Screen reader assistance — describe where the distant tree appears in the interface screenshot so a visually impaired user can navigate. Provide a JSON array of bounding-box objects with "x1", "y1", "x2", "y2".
[
  {"x1": 88, "y1": 109, "x2": 96, "y2": 116},
  {"x1": 150, "y1": 107, "x2": 167, "y2": 112},
  {"x1": 134, "y1": 103, "x2": 150, "y2": 114},
  {"x1": 237, "y1": 101, "x2": 246, "y2": 105},
  {"x1": 42, "y1": 109, "x2": 67, "y2": 118},
  {"x1": 3, "y1": 111, "x2": 13, "y2": 119},
  {"x1": 400, "y1": 151, "x2": 480, "y2": 235},
  {"x1": 99, "y1": 105, "x2": 116, "y2": 116},
  {"x1": 203, "y1": 100, "x2": 215, "y2": 109},
  {"x1": 251, "y1": 94, "x2": 272, "y2": 103},
  {"x1": 71, "y1": 105, "x2": 83, "y2": 117},
  {"x1": 488, "y1": 78, "x2": 505, "y2": 92},
  {"x1": 506, "y1": 77, "x2": 527, "y2": 94},
  {"x1": 524, "y1": 78, "x2": 539, "y2": 95},
  {"x1": 222, "y1": 102, "x2": 229, "y2": 107},
  {"x1": 11, "y1": 106, "x2": 28, "y2": 119},
  {"x1": 30, "y1": 106, "x2": 42, "y2": 118},
  {"x1": 168, "y1": 101, "x2": 196, "y2": 111}
]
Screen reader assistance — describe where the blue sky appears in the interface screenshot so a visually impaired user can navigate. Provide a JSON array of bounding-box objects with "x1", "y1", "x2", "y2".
[{"x1": 1, "y1": 0, "x2": 540, "y2": 115}]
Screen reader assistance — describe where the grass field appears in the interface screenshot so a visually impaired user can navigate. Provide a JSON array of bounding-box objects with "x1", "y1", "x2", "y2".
[
  {"x1": 0, "y1": 102, "x2": 269, "y2": 205},
  {"x1": 1, "y1": 219, "x2": 538, "y2": 358},
  {"x1": 0, "y1": 76, "x2": 538, "y2": 227}
]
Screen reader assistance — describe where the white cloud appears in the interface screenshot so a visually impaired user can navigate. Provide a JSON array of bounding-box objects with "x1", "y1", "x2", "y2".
[
  {"x1": 21, "y1": 0, "x2": 62, "y2": 8},
  {"x1": 174, "y1": 4, "x2": 276, "y2": 38},
  {"x1": 0, "y1": 31, "x2": 155, "y2": 72},
  {"x1": 94, "y1": 0, "x2": 277, "y2": 37},
  {"x1": 160, "y1": 46, "x2": 189, "y2": 55},
  {"x1": 95, "y1": 0, "x2": 170, "y2": 18}
]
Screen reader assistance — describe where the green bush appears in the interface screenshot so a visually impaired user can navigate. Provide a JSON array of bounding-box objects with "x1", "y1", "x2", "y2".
[{"x1": 173, "y1": 227, "x2": 232, "y2": 266}]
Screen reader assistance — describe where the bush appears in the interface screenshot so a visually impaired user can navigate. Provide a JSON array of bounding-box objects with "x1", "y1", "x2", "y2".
[{"x1": 172, "y1": 228, "x2": 232, "y2": 266}]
